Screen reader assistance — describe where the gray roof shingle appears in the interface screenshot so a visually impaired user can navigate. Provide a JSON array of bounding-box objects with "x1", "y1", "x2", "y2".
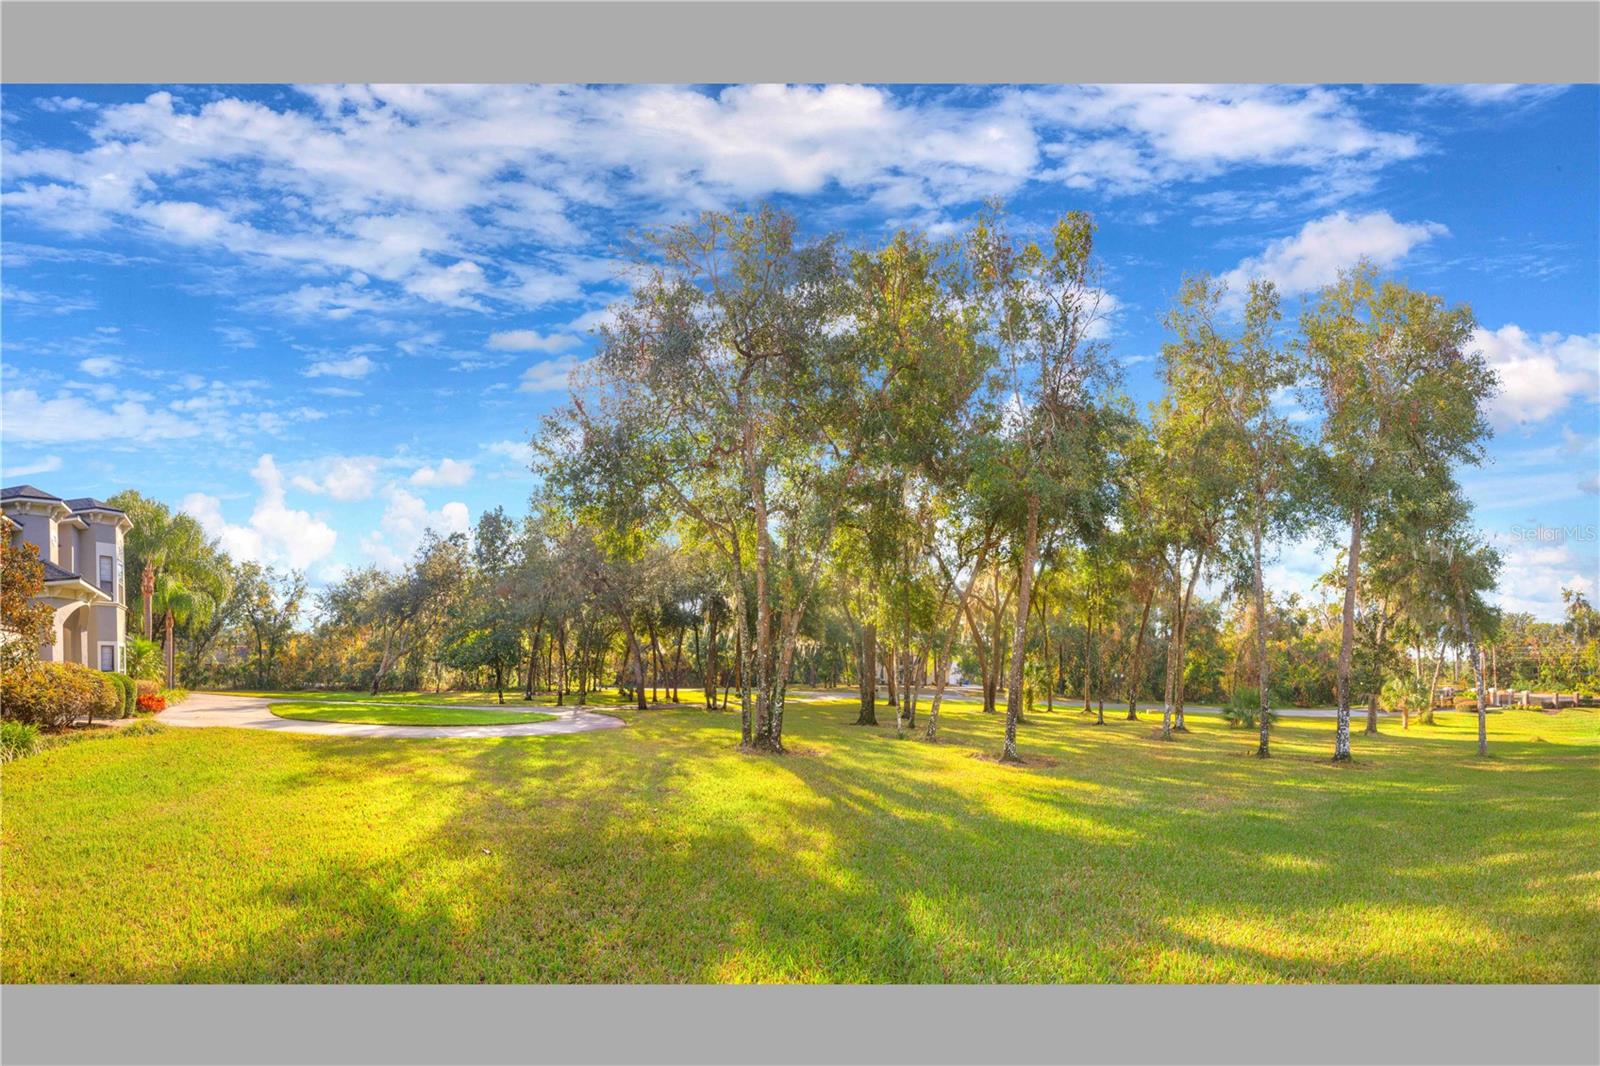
[
  {"x1": 64, "y1": 497, "x2": 126, "y2": 515},
  {"x1": 1, "y1": 485, "x2": 63, "y2": 502},
  {"x1": 41, "y1": 560, "x2": 82, "y2": 582}
]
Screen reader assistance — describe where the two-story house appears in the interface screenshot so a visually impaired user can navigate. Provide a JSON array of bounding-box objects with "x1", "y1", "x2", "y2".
[{"x1": 1, "y1": 485, "x2": 132, "y2": 672}]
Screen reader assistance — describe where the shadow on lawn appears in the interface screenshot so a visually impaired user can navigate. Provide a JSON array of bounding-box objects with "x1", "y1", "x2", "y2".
[{"x1": 130, "y1": 700, "x2": 1599, "y2": 983}]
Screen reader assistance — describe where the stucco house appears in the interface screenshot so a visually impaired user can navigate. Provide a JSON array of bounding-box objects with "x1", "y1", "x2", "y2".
[{"x1": 1, "y1": 485, "x2": 132, "y2": 672}]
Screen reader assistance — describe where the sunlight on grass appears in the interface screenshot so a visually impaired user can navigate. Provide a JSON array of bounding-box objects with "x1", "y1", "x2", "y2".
[
  {"x1": 267, "y1": 702, "x2": 557, "y2": 727},
  {"x1": 2, "y1": 697, "x2": 1596, "y2": 983}
]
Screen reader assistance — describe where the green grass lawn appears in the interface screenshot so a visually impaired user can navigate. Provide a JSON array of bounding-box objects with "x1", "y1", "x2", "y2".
[
  {"x1": 217, "y1": 687, "x2": 645, "y2": 707},
  {"x1": 2, "y1": 695, "x2": 1595, "y2": 983},
  {"x1": 266, "y1": 702, "x2": 557, "y2": 727}
]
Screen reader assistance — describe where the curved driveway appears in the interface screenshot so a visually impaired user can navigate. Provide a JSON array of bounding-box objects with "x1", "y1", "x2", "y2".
[{"x1": 159, "y1": 692, "x2": 626, "y2": 739}]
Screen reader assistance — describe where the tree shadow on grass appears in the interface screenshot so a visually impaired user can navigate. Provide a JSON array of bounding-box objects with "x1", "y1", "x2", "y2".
[{"x1": 18, "y1": 699, "x2": 1594, "y2": 984}]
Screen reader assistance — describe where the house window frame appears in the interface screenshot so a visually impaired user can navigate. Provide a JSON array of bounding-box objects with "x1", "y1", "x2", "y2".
[
  {"x1": 98, "y1": 551, "x2": 115, "y2": 597},
  {"x1": 97, "y1": 641, "x2": 117, "y2": 672}
]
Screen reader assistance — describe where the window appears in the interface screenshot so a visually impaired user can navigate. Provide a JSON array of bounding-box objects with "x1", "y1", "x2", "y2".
[
  {"x1": 99, "y1": 644, "x2": 115, "y2": 672},
  {"x1": 99, "y1": 555, "x2": 114, "y2": 595},
  {"x1": 117, "y1": 560, "x2": 125, "y2": 604}
]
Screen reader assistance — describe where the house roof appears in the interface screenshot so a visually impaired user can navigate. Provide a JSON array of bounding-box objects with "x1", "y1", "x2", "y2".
[
  {"x1": 1, "y1": 485, "x2": 63, "y2": 502},
  {"x1": 64, "y1": 497, "x2": 127, "y2": 515},
  {"x1": 41, "y1": 560, "x2": 82, "y2": 582}
]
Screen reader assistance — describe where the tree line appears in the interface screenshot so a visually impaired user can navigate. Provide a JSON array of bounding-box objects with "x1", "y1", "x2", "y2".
[{"x1": 95, "y1": 203, "x2": 1600, "y2": 760}]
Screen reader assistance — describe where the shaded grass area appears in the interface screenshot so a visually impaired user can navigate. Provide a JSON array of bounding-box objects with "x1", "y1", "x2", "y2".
[
  {"x1": 267, "y1": 702, "x2": 557, "y2": 727},
  {"x1": 2, "y1": 696, "x2": 1596, "y2": 983}
]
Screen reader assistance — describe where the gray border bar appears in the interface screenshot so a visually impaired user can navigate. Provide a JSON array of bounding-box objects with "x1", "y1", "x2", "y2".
[
  {"x1": 2, "y1": 1, "x2": 1598, "y2": 84},
  {"x1": 4, "y1": 984, "x2": 1599, "y2": 1065}
]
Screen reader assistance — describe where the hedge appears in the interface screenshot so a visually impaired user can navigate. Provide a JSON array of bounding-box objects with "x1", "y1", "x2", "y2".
[
  {"x1": 0, "y1": 663, "x2": 120, "y2": 731},
  {"x1": 106, "y1": 672, "x2": 137, "y2": 718}
]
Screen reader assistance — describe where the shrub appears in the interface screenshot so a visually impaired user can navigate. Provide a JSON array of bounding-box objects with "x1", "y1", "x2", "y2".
[
  {"x1": 1, "y1": 719, "x2": 41, "y2": 762},
  {"x1": 158, "y1": 687, "x2": 190, "y2": 706},
  {"x1": 125, "y1": 637, "x2": 162, "y2": 681},
  {"x1": 134, "y1": 679, "x2": 160, "y2": 698},
  {"x1": 106, "y1": 672, "x2": 137, "y2": 718},
  {"x1": 136, "y1": 692, "x2": 168, "y2": 714},
  {"x1": 0, "y1": 662, "x2": 119, "y2": 730},
  {"x1": 1221, "y1": 687, "x2": 1280, "y2": 730}
]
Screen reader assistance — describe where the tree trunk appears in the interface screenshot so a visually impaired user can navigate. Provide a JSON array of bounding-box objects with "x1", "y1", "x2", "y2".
[
  {"x1": 1425, "y1": 638, "x2": 1445, "y2": 726},
  {"x1": 1172, "y1": 551, "x2": 1205, "y2": 733},
  {"x1": 1126, "y1": 587, "x2": 1153, "y2": 720},
  {"x1": 141, "y1": 564, "x2": 155, "y2": 640},
  {"x1": 1365, "y1": 613, "x2": 1388, "y2": 735},
  {"x1": 1333, "y1": 506, "x2": 1364, "y2": 761},
  {"x1": 1001, "y1": 496, "x2": 1041, "y2": 763},
  {"x1": 749, "y1": 449, "x2": 778, "y2": 751},
  {"x1": 1160, "y1": 551, "x2": 1181, "y2": 741},
  {"x1": 1254, "y1": 514, "x2": 1272, "y2": 758},
  {"x1": 857, "y1": 622, "x2": 878, "y2": 725},
  {"x1": 555, "y1": 624, "x2": 568, "y2": 706},
  {"x1": 1457, "y1": 589, "x2": 1489, "y2": 757},
  {"x1": 961, "y1": 595, "x2": 994, "y2": 714},
  {"x1": 163, "y1": 609, "x2": 176, "y2": 689}
]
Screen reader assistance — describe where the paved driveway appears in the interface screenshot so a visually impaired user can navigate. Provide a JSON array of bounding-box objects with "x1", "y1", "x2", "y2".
[{"x1": 159, "y1": 692, "x2": 626, "y2": 739}]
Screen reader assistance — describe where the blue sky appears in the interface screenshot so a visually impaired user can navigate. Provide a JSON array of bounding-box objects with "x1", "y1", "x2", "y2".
[{"x1": 2, "y1": 84, "x2": 1596, "y2": 619}]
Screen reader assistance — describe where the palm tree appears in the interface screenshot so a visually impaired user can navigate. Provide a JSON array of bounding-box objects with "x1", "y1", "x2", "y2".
[{"x1": 110, "y1": 492, "x2": 232, "y2": 687}]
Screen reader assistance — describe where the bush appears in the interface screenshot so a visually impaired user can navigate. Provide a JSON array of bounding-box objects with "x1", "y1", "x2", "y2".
[
  {"x1": 1, "y1": 719, "x2": 41, "y2": 762},
  {"x1": 125, "y1": 636, "x2": 163, "y2": 681},
  {"x1": 1221, "y1": 687, "x2": 1280, "y2": 730},
  {"x1": 0, "y1": 662, "x2": 120, "y2": 730},
  {"x1": 159, "y1": 687, "x2": 189, "y2": 706},
  {"x1": 106, "y1": 672, "x2": 137, "y2": 718},
  {"x1": 136, "y1": 692, "x2": 167, "y2": 714},
  {"x1": 134, "y1": 679, "x2": 160, "y2": 698}
]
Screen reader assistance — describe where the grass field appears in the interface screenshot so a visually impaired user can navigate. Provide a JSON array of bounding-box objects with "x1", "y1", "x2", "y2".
[
  {"x1": 266, "y1": 701, "x2": 557, "y2": 727},
  {"x1": 2, "y1": 694, "x2": 1595, "y2": 983},
  {"x1": 221, "y1": 688, "x2": 640, "y2": 707}
]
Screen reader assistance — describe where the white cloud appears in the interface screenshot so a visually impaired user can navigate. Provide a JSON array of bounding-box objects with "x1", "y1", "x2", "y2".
[
  {"x1": 1029, "y1": 85, "x2": 1420, "y2": 196},
  {"x1": 1486, "y1": 530, "x2": 1598, "y2": 621},
  {"x1": 1471, "y1": 324, "x2": 1600, "y2": 427},
  {"x1": 182, "y1": 454, "x2": 338, "y2": 570},
  {"x1": 519, "y1": 354, "x2": 590, "y2": 393},
  {"x1": 486, "y1": 439, "x2": 535, "y2": 467},
  {"x1": 487, "y1": 329, "x2": 578, "y2": 352},
  {"x1": 360, "y1": 485, "x2": 471, "y2": 569},
  {"x1": 1430, "y1": 85, "x2": 1569, "y2": 108},
  {"x1": 0, "y1": 85, "x2": 1422, "y2": 322},
  {"x1": 1, "y1": 386, "x2": 204, "y2": 444},
  {"x1": 303, "y1": 354, "x2": 377, "y2": 380},
  {"x1": 1, "y1": 454, "x2": 63, "y2": 479},
  {"x1": 408, "y1": 457, "x2": 475, "y2": 488},
  {"x1": 1220, "y1": 210, "x2": 1448, "y2": 299},
  {"x1": 77, "y1": 356, "x2": 121, "y2": 378},
  {"x1": 289, "y1": 455, "x2": 383, "y2": 501}
]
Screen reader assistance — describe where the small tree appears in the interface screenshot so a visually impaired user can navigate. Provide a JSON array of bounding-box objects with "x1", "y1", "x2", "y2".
[{"x1": 1, "y1": 540, "x2": 54, "y2": 675}]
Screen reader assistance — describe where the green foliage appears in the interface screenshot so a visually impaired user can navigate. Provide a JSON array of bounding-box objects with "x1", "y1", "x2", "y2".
[
  {"x1": 125, "y1": 637, "x2": 162, "y2": 681},
  {"x1": 1221, "y1": 687, "x2": 1280, "y2": 729},
  {"x1": 1, "y1": 719, "x2": 41, "y2": 763},
  {"x1": 1, "y1": 540, "x2": 54, "y2": 675},
  {"x1": 0, "y1": 662, "x2": 119, "y2": 730},
  {"x1": 104, "y1": 672, "x2": 137, "y2": 718},
  {"x1": 1380, "y1": 675, "x2": 1430, "y2": 716}
]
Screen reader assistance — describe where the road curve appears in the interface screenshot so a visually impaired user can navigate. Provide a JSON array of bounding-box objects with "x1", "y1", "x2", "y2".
[{"x1": 158, "y1": 692, "x2": 626, "y2": 739}]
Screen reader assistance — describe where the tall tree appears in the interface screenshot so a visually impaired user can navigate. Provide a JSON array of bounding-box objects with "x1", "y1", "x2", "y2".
[
  {"x1": 969, "y1": 209, "x2": 1118, "y2": 763},
  {"x1": 1303, "y1": 261, "x2": 1495, "y2": 761}
]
